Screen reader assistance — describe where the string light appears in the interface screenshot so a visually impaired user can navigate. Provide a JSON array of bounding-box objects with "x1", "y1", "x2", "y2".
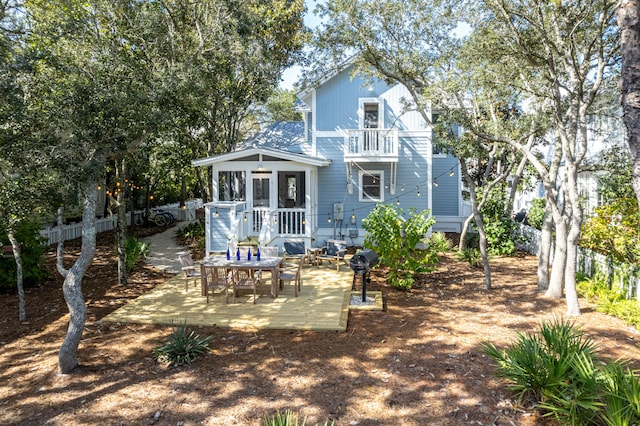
[
  {"x1": 327, "y1": 214, "x2": 332, "y2": 223},
  {"x1": 401, "y1": 184, "x2": 405, "y2": 191},
  {"x1": 449, "y1": 169, "x2": 455, "y2": 177},
  {"x1": 243, "y1": 213, "x2": 247, "y2": 222},
  {"x1": 215, "y1": 208, "x2": 219, "y2": 218},
  {"x1": 416, "y1": 185, "x2": 420, "y2": 197},
  {"x1": 396, "y1": 199, "x2": 400, "y2": 206},
  {"x1": 433, "y1": 179, "x2": 439, "y2": 187}
]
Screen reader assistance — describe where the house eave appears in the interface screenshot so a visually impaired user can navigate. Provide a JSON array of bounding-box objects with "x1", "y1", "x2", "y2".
[{"x1": 192, "y1": 147, "x2": 331, "y2": 168}]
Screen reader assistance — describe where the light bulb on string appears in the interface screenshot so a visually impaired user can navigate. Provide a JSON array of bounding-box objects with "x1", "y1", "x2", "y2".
[
  {"x1": 416, "y1": 185, "x2": 420, "y2": 197},
  {"x1": 243, "y1": 213, "x2": 247, "y2": 222},
  {"x1": 433, "y1": 179, "x2": 439, "y2": 187},
  {"x1": 396, "y1": 199, "x2": 400, "y2": 206},
  {"x1": 449, "y1": 169, "x2": 455, "y2": 177},
  {"x1": 215, "y1": 209, "x2": 219, "y2": 218},
  {"x1": 401, "y1": 184, "x2": 405, "y2": 191},
  {"x1": 327, "y1": 214, "x2": 332, "y2": 224}
]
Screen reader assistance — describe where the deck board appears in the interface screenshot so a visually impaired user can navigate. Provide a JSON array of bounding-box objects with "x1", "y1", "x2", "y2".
[{"x1": 101, "y1": 265, "x2": 354, "y2": 332}]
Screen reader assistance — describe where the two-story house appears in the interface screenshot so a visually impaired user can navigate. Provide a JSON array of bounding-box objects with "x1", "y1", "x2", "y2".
[{"x1": 192, "y1": 64, "x2": 467, "y2": 254}]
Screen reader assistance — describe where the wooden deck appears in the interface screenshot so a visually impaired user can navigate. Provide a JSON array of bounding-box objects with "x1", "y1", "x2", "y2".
[{"x1": 101, "y1": 264, "x2": 354, "y2": 332}]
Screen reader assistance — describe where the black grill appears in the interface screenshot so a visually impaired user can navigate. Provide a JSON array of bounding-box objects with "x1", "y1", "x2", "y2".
[
  {"x1": 349, "y1": 249, "x2": 379, "y2": 274},
  {"x1": 350, "y1": 249, "x2": 379, "y2": 302}
]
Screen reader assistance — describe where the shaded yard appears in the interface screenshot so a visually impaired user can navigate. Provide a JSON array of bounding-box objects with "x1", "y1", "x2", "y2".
[{"x1": 1, "y1": 229, "x2": 639, "y2": 425}]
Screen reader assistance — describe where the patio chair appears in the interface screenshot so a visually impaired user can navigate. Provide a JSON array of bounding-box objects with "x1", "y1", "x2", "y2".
[
  {"x1": 231, "y1": 268, "x2": 263, "y2": 304},
  {"x1": 279, "y1": 255, "x2": 305, "y2": 297},
  {"x1": 258, "y1": 246, "x2": 279, "y2": 286},
  {"x1": 317, "y1": 240, "x2": 348, "y2": 271},
  {"x1": 201, "y1": 264, "x2": 231, "y2": 304},
  {"x1": 283, "y1": 240, "x2": 306, "y2": 259},
  {"x1": 177, "y1": 251, "x2": 201, "y2": 291}
]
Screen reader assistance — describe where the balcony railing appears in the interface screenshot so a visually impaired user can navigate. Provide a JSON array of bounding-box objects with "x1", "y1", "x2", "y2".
[
  {"x1": 344, "y1": 128, "x2": 398, "y2": 161},
  {"x1": 253, "y1": 208, "x2": 306, "y2": 238}
]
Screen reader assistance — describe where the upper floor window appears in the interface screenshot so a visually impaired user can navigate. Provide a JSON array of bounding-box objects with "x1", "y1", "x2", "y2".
[
  {"x1": 359, "y1": 170, "x2": 384, "y2": 202},
  {"x1": 359, "y1": 98, "x2": 383, "y2": 129},
  {"x1": 432, "y1": 113, "x2": 458, "y2": 155}
]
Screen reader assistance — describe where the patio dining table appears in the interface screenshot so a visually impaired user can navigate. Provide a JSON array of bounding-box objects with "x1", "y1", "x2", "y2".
[{"x1": 201, "y1": 255, "x2": 284, "y2": 298}]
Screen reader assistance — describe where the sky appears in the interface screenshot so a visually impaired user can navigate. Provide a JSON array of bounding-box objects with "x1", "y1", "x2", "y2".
[{"x1": 279, "y1": 0, "x2": 323, "y2": 91}]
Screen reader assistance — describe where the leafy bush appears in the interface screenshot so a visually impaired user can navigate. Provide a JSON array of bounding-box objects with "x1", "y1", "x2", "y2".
[
  {"x1": 153, "y1": 320, "x2": 212, "y2": 366},
  {"x1": 263, "y1": 410, "x2": 334, "y2": 426},
  {"x1": 176, "y1": 218, "x2": 205, "y2": 239},
  {"x1": 581, "y1": 197, "x2": 640, "y2": 266},
  {"x1": 0, "y1": 220, "x2": 49, "y2": 289},
  {"x1": 526, "y1": 198, "x2": 546, "y2": 230},
  {"x1": 482, "y1": 319, "x2": 640, "y2": 425},
  {"x1": 124, "y1": 236, "x2": 150, "y2": 273},
  {"x1": 481, "y1": 190, "x2": 518, "y2": 256},
  {"x1": 176, "y1": 218, "x2": 205, "y2": 252},
  {"x1": 362, "y1": 204, "x2": 438, "y2": 289},
  {"x1": 577, "y1": 272, "x2": 640, "y2": 329},
  {"x1": 456, "y1": 247, "x2": 482, "y2": 267}
]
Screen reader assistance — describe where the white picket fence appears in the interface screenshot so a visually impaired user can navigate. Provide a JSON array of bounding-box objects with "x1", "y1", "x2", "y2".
[
  {"x1": 516, "y1": 223, "x2": 640, "y2": 301},
  {"x1": 39, "y1": 199, "x2": 203, "y2": 246}
]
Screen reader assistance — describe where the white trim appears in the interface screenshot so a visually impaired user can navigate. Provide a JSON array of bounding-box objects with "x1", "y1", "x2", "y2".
[
  {"x1": 358, "y1": 97, "x2": 384, "y2": 129},
  {"x1": 192, "y1": 147, "x2": 330, "y2": 168},
  {"x1": 358, "y1": 170, "x2": 384, "y2": 202},
  {"x1": 315, "y1": 130, "x2": 429, "y2": 138},
  {"x1": 312, "y1": 89, "x2": 317, "y2": 157}
]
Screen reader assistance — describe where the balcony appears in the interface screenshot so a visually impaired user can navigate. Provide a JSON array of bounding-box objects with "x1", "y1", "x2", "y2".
[{"x1": 344, "y1": 128, "x2": 398, "y2": 162}]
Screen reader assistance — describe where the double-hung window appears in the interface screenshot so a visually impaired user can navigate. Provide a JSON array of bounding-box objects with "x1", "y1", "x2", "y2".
[{"x1": 359, "y1": 170, "x2": 384, "y2": 202}]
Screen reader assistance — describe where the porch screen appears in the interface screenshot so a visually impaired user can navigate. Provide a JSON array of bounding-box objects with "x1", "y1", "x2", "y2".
[{"x1": 218, "y1": 171, "x2": 246, "y2": 201}]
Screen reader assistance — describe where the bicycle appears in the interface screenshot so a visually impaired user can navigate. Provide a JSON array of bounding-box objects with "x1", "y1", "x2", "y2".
[{"x1": 134, "y1": 208, "x2": 171, "y2": 227}]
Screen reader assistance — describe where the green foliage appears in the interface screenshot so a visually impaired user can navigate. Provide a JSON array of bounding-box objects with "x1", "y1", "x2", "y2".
[
  {"x1": 176, "y1": 219, "x2": 205, "y2": 252},
  {"x1": 176, "y1": 219, "x2": 205, "y2": 240},
  {"x1": 576, "y1": 273, "x2": 640, "y2": 330},
  {"x1": 124, "y1": 237, "x2": 150, "y2": 273},
  {"x1": 0, "y1": 220, "x2": 49, "y2": 289},
  {"x1": 483, "y1": 319, "x2": 640, "y2": 425},
  {"x1": 263, "y1": 410, "x2": 334, "y2": 426},
  {"x1": 456, "y1": 247, "x2": 482, "y2": 267},
  {"x1": 362, "y1": 204, "x2": 438, "y2": 290},
  {"x1": 480, "y1": 190, "x2": 518, "y2": 255},
  {"x1": 427, "y1": 231, "x2": 452, "y2": 254},
  {"x1": 598, "y1": 361, "x2": 640, "y2": 426},
  {"x1": 153, "y1": 320, "x2": 212, "y2": 366},
  {"x1": 581, "y1": 198, "x2": 640, "y2": 266},
  {"x1": 481, "y1": 319, "x2": 598, "y2": 405},
  {"x1": 526, "y1": 198, "x2": 546, "y2": 230}
]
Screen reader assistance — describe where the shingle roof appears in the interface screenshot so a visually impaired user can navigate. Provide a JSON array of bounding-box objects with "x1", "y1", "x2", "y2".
[{"x1": 238, "y1": 121, "x2": 305, "y2": 154}]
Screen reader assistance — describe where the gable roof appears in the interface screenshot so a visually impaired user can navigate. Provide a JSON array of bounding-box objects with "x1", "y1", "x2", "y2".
[{"x1": 192, "y1": 146, "x2": 330, "y2": 168}]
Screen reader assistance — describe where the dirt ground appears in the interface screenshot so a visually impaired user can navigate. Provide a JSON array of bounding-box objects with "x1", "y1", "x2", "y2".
[{"x1": 1, "y1": 226, "x2": 640, "y2": 426}]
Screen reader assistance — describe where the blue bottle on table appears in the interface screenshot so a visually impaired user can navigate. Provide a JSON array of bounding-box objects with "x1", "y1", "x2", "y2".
[
  {"x1": 236, "y1": 247, "x2": 240, "y2": 260},
  {"x1": 247, "y1": 247, "x2": 251, "y2": 261},
  {"x1": 256, "y1": 246, "x2": 261, "y2": 261},
  {"x1": 226, "y1": 246, "x2": 231, "y2": 260}
]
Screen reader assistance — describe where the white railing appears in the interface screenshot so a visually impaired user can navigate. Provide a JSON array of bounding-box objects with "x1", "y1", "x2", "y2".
[
  {"x1": 344, "y1": 128, "x2": 398, "y2": 160},
  {"x1": 275, "y1": 208, "x2": 306, "y2": 236},
  {"x1": 39, "y1": 199, "x2": 202, "y2": 246},
  {"x1": 516, "y1": 223, "x2": 640, "y2": 301}
]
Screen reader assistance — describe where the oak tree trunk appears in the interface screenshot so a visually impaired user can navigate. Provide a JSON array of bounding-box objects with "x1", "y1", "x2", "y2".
[
  {"x1": 537, "y1": 205, "x2": 553, "y2": 291},
  {"x1": 58, "y1": 179, "x2": 98, "y2": 374},
  {"x1": 8, "y1": 232, "x2": 25, "y2": 322}
]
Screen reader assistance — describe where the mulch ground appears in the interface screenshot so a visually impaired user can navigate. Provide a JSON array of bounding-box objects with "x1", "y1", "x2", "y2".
[{"x1": 1, "y1": 226, "x2": 639, "y2": 426}]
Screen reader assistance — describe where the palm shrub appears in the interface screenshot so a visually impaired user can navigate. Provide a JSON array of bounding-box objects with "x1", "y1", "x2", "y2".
[
  {"x1": 362, "y1": 204, "x2": 437, "y2": 289},
  {"x1": 124, "y1": 236, "x2": 150, "y2": 273},
  {"x1": 456, "y1": 247, "x2": 482, "y2": 267},
  {"x1": 598, "y1": 361, "x2": 640, "y2": 425},
  {"x1": 153, "y1": 319, "x2": 212, "y2": 365},
  {"x1": 483, "y1": 319, "x2": 640, "y2": 425},
  {"x1": 481, "y1": 319, "x2": 599, "y2": 415},
  {"x1": 263, "y1": 410, "x2": 334, "y2": 426}
]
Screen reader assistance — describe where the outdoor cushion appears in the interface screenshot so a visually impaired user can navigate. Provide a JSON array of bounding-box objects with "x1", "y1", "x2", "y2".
[{"x1": 284, "y1": 240, "x2": 306, "y2": 256}]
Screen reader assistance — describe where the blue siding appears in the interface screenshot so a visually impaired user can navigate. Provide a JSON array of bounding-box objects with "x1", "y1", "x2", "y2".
[
  {"x1": 315, "y1": 66, "x2": 388, "y2": 131},
  {"x1": 316, "y1": 135, "x2": 431, "y2": 237},
  {"x1": 432, "y1": 157, "x2": 460, "y2": 216}
]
